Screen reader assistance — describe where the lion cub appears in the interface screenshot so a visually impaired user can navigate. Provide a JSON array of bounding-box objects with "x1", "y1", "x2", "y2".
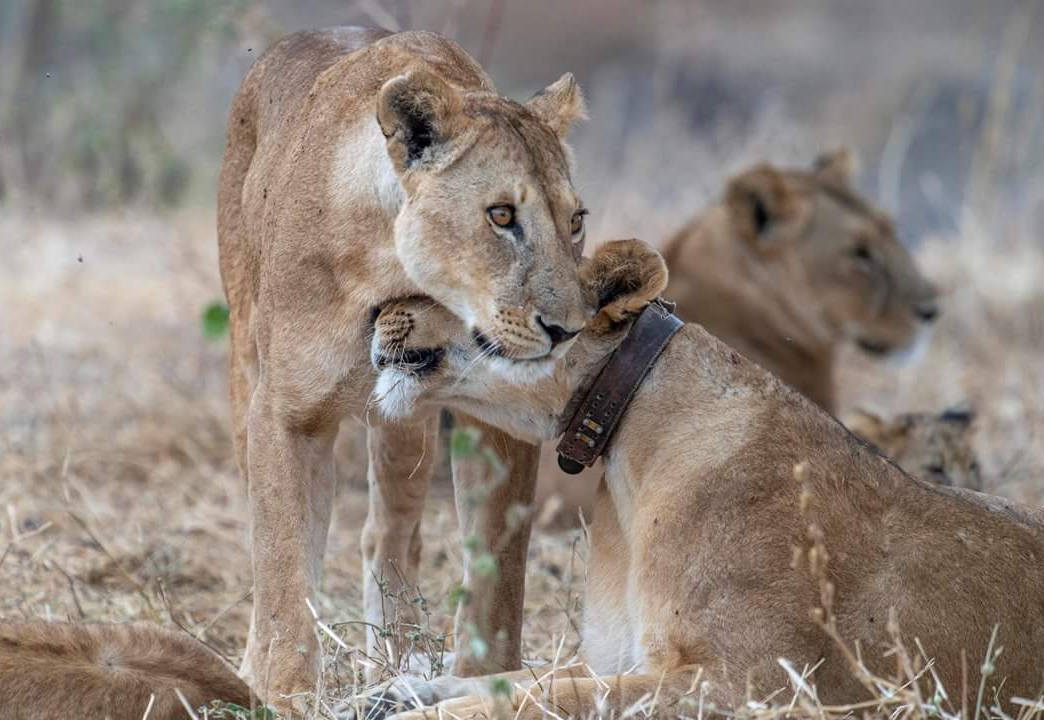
[
  {"x1": 362, "y1": 240, "x2": 1044, "y2": 718},
  {"x1": 846, "y1": 407, "x2": 982, "y2": 490}
]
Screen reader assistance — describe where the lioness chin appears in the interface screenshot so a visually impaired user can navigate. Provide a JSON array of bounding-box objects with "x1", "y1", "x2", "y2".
[{"x1": 360, "y1": 239, "x2": 1044, "y2": 718}]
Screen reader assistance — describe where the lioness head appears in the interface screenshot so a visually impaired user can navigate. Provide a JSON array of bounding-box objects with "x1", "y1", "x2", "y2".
[
  {"x1": 725, "y1": 149, "x2": 939, "y2": 356},
  {"x1": 377, "y1": 71, "x2": 589, "y2": 363},
  {"x1": 846, "y1": 407, "x2": 982, "y2": 490},
  {"x1": 370, "y1": 240, "x2": 668, "y2": 439}
]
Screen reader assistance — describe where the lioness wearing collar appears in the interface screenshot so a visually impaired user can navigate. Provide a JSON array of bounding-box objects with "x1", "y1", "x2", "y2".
[{"x1": 361, "y1": 239, "x2": 1044, "y2": 717}]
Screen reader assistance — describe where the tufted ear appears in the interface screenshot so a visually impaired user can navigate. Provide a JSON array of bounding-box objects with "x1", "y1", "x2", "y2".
[
  {"x1": 377, "y1": 70, "x2": 463, "y2": 174},
  {"x1": 812, "y1": 147, "x2": 857, "y2": 186},
  {"x1": 581, "y1": 239, "x2": 668, "y2": 329},
  {"x1": 525, "y1": 73, "x2": 587, "y2": 137},
  {"x1": 725, "y1": 165, "x2": 804, "y2": 248}
]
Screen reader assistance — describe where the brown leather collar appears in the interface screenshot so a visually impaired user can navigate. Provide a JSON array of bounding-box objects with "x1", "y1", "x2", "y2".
[{"x1": 556, "y1": 299, "x2": 683, "y2": 474}]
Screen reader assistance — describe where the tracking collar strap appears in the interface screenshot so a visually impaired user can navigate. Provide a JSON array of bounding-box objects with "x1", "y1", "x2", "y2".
[{"x1": 556, "y1": 299, "x2": 683, "y2": 474}]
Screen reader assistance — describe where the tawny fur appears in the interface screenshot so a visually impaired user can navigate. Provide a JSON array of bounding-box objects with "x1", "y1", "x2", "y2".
[
  {"x1": 217, "y1": 26, "x2": 590, "y2": 704},
  {"x1": 363, "y1": 240, "x2": 1044, "y2": 717},
  {"x1": 0, "y1": 622, "x2": 253, "y2": 720},
  {"x1": 535, "y1": 151, "x2": 941, "y2": 527}
]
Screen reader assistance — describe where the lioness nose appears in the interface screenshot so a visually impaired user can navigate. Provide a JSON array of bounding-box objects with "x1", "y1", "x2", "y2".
[
  {"x1": 915, "y1": 302, "x2": 939, "y2": 323},
  {"x1": 537, "y1": 316, "x2": 580, "y2": 347}
]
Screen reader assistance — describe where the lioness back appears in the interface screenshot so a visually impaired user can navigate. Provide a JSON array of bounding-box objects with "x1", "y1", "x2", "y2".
[{"x1": 0, "y1": 621, "x2": 252, "y2": 720}]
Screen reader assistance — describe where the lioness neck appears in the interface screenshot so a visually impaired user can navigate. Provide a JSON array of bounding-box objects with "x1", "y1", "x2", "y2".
[
  {"x1": 595, "y1": 322, "x2": 797, "y2": 531},
  {"x1": 666, "y1": 208, "x2": 838, "y2": 409}
]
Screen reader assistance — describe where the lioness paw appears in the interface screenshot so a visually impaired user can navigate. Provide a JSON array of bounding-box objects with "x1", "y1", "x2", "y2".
[{"x1": 338, "y1": 677, "x2": 438, "y2": 720}]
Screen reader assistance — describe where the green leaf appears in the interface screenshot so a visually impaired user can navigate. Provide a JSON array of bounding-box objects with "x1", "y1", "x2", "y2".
[
  {"x1": 202, "y1": 301, "x2": 230, "y2": 340},
  {"x1": 450, "y1": 427, "x2": 481, "y2": 458},
  {"x1": 472, "y1": 553, "x2": 498, "y2": 579},
  {"x1": 462, "y1": 534, "x2": 482, "y2": 553},
  {"x1": 447, "y1": 584, "x2": 471, "y2": 610},
  {"x1": 490, "y1": 677, "x2": 511, "y2": 697},
  {"x1": 465, "y1": 623, "x2": 489, "y2": 660}
]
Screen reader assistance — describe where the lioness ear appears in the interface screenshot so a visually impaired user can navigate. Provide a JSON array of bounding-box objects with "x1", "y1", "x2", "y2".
[
  {"x1": 845, "y1": 408, "x2": 888, "y2": 443},
  {"x1": 581, "y1": 239, "x2": 668, "y2": 327},
  {"x1": 377, "y1": 70, "x2": 463, "y2": 174},
  {"x1": 725, "y1": 165, "x2": 802, "y2": 248},
  {"x1": 525, "y1": 73, "x2": 587, "y2": 137},
  {"x1": 812, "y1": 147, "x2": 857, "y2": 186}
]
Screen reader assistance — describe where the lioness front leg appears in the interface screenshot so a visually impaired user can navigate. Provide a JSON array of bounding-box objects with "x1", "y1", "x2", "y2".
[
  {"x1": 450, "y1": 413, "x2": 539, "y2": 676},
  {"x1": 362, "y1": 414, "x2": 440, "y2": 678},
  {"x1": 241, "y1": 383, "x2": 338, "y2": 708}
]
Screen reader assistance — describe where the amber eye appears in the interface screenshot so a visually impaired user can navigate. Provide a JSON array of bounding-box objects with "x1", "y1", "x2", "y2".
[
  {"x1": 570, "y1": 209, "x2": 587, "y2": 237},
  {"x1": 488, "y1": 205, "x2": 515, "y2": 228}
]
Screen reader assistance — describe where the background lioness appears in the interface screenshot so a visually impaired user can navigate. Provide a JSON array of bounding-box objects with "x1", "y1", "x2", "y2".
[
  {"x1": 218, "y1": 26, "x2": 590, "y2": 704},
  {"x1": 362, "y1": 240, "x2": 1044, "y2": 718},
  {"x1": 534, "y1": 151, "x2": 941, "y2": 525}
]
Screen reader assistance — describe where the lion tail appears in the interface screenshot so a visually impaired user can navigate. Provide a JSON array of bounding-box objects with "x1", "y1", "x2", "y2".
[{"x1": 0, "y1": 621, "x2": 255, "y2": 720}]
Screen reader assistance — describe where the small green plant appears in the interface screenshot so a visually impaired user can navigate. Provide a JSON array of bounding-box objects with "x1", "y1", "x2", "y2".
[
  {"x1": 202, "y1": 301, "x2": 230, "y2": 340},
  {"x1": 339, "y1": 565, "x2": 449, "y2": 682}
]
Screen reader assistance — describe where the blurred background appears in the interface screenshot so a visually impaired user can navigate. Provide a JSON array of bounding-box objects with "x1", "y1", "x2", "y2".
[
  {"x1": 2, "y1": 0, "x2": 1043, "y2": 671},
  {"x1": 4, "y1": 1, "x2": 1044, "y2": 235}
]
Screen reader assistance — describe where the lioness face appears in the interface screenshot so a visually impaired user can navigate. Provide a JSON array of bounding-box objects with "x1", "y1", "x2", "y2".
[
  {"x1": 378, "y1": 71, "x2": 590, "y2": 366},
  {"x1": 729, "y1": 150, "x2": 940, "y2": 358},
  {"x1": 804, "y1": 185, "x2": 938, "y2": 358},
  {"x1": 369, "y1": 240, "x2": 669, "y2": 440}
]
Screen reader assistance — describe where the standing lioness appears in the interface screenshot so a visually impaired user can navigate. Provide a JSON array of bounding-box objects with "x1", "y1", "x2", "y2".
[
  {"x1": 363, "y1": 240, "x2": 1044, "y2": 717},
  {"x1": 218, "y1": 27, "x2": 590, "y2": 704}
]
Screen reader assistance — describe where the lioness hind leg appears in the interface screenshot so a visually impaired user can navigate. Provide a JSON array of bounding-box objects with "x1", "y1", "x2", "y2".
[
  {"x1": 362, "y1": 414, "x2": 440, "y2": 678},
  {"x1": 449, "y1": 413, "x2": 539, "y2": 677}
]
